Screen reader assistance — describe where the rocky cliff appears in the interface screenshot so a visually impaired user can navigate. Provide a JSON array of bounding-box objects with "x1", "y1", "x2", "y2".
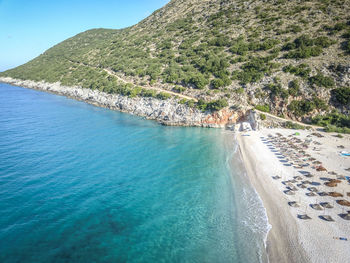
[{"x1": 0, "y1": 77, "x2": 251, "y2": 129}]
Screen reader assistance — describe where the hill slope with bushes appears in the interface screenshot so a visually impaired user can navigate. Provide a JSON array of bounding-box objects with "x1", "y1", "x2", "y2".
[{"x1": 1, "y1": 0, "x2": 350, "y2": 131}]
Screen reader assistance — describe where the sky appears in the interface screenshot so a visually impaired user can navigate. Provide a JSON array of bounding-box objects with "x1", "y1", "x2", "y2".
[{"x1": 0, "y1": 0, "x2": 170, "y2": 72}]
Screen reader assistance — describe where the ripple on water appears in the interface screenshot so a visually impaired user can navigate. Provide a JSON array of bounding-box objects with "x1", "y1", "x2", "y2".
[{"x1": 0, "y1": 83, "x2": 268, "y2": 263}]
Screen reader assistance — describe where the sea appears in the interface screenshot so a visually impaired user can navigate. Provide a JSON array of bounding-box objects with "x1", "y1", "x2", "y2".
[{"x1": 0, "y1": 83, "x2": 270, "y2": 263}]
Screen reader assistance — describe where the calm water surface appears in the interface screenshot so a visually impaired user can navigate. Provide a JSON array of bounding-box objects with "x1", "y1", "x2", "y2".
[{"x1": 0, "y1": 83, "x2": 269, "y2": 263}]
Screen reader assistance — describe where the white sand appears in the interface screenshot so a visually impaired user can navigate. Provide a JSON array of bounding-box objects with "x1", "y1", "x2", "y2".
[{"x1": 238, "y1": 128, "x2": 350, "y2": 263}]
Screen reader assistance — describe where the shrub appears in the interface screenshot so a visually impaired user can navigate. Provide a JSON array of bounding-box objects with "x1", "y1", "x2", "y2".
[
  {"x1": 209, "y1": 36, "x2": 230, "y2": 47},
  {"x1": 283, "y1": 35, "x2": 335, "y2": 59},
  {"x1": 313, "y1": 97, "x2": 328, "y2": 111},
  {"x1": 285, "y1": 46, "x2": 323, "y2": 59},
  {"x1": 288, "y1": 97, "x2": 327, "y2": 116},
  {"x1": 233, "y1": 56, "x2": 279, "y2": 84},
  {"x1": 332, "y1": 87, "x2": 350, "y2": 105},
  {"x1": 312, "y1": 112, "x2": 350, "y2": 133},
  {"x1": 265, "y1": 83, "x2": 289, "y2": 99},
  {"x1": 196, "y1": 99, "x2": 208, "y2": 111},
  {"x1": 211, "y1": 78, "x2": 225, "y2": 89},
  {"x1": 344, "y1": 40, "x2": 350, "y2": 54},
  {"x1": 324, "y1": 125, "x2": 350, "y2": 134},
  {"x1": 313, "y1": 36, "x2": 336, "y2": 48},
  {"x1": 187, "y1": 100, "x2": 195, "y2": 108},
  {"x1": 230, "y1": 41, "x2": 250, "y2": 55},
  {"x1": 328, "y1": 22, "x2": 347, "y2": 33},
  {"x1": 258, "y1": 39, "x2": 280, "y2": 51},
  {"x1": 283, "y1": 64, "x2": 311, "y2": 78},
  {"x1": 235, "y1": 87, "x2": 245, "y2": 94},
  {"x1": 141, "y1": 89, "x2": 157, "y2": 98},
  {"x1": 288, "y1": 80, "x2": 301, "y2": 96},
  {"x1": 188, "y1": 74, "x2": 209, "y2": 89},
  {"x1": 284, "y1": 121, "x2": 306, "y2": 130},
  {"x1": 255, "y1": 104, "x2": 270, "y2": 112},
  {"x1": 309, "y1": 73, "x2": 335, "y2": 88},
  {"x1": 129, "y1": 86, "x2": 142, "y2": 98},
  {"x1": 288, "y1": 25, "x2": 302, "y2": 33},
  {"x1": 260, "y1": 113, "x2": 267, "y2": 120},
  {"x1": 156, "y1": 92, "x2": 171, "y2": 100},
  {"x1": 288, "y1": 100, "x2": 316, "y2": 116},
  {"x1": 207, "y1": 99, "x2": 228, "y2": 111},
  {"x1": 173, "y1": 85, "x2": 186, "y2": 93}
]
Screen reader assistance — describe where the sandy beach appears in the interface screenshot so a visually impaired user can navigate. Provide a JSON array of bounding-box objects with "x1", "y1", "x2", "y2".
[{"x1": 238, "y1": 129, "x2": 350, "y2": 263}]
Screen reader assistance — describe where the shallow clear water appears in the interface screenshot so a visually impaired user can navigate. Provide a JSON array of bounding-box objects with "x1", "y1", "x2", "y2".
[{"x1": 0, "y1": 83, "x2": 269, "y2": 263}]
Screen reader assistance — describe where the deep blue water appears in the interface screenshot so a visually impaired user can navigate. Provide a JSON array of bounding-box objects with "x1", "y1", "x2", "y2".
[{"x1": 0, "y1": 83, "x2": 269, "y2": 263}]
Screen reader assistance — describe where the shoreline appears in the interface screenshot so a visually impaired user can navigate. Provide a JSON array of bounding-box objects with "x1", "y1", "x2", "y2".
[
  {"x1": 237, "y1": 133, "x2": 308, "y2": 263},
  {"x1": 224, "y1": 131, "x2": 271, "y2": 263},
  {"x1": 237, "y1": 129, "x2": 350, "y2": 263},
  {"x1": 0, "y1": 77, "x2": 249, "y2": 129},
  {"x1": 2, "y1": 79, "x2": 349, "y2": 262}
]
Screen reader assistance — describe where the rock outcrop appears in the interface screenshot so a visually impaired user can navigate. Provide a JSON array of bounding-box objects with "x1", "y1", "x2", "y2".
[{"x1": 0, "y1": 77, "x2": 257, "y2": 129}]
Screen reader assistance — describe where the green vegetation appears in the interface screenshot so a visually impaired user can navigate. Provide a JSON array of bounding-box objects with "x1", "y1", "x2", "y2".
[
  {"x1": 288, "y1": 100, "x2": 315, "y2": 116},
  {"x1": 188, "y1": 74, "x2": 209, "y2": 89},
  {"x1": 332, "y1": 87, "x2": 350, "y2": 104},
  {"x1": 282, "y1": 64, "x2": 311, "y2": 78},
  {"x1": 288, "y1": 98, "x2": 328, "y2": 117},
  {"x1": 283, "y1": 35, "x2": 335, "y2": 59},
  {"x1": 288, "y1": 80, "x2": 301, "y2": 97},
  {"x1": 156, "y1": 92, "x2": 171, "y2": 100},
  {"x1": 325, "y1": 22, "x2": 348, "y2": 34},
  {"x1": 284, "y1": 121, "x2": 306, "y2": 130},
  {"x1": 207, "y1": 99, "x2": 229, "y2": 111},
  {"x1": 312, "y1": 112, "x2": 350, "y2": 134},
  {"x1": 229, "y1": 37, "x2": 280, "y2": 55},
  {"x1": 232, "y1": 56, "x2": 279, "y2": 84},
  {"x1": 255, "y1": 104, "x2": 270, "y2": 112},
  {"x1": 265, "y1": 83, "x2": 289, "y2": 99},
  {"x1": 342, "y1": 29, "x2": 350, "y2": 54},
  {"x1": 196, "y1": 98, "x2": 228, "y2": 111},
  {"x1": 309, "y1": 73, "x2": 335, "y2": 88},
  {"x1": 0, "y1": 0, "x2": 348, "y2": 119},
  {"x1": 260, "y1": 113, "x2": 267, "y2": 120}
]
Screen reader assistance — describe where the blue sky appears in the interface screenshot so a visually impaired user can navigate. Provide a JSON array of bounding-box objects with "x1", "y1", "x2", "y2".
[{"x1": 0, "y1": 0, "x2": 170, "y2": 72}]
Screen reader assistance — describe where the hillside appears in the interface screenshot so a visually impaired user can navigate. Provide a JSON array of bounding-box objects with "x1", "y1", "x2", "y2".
[{"x1": 1, "y1": 0, "x2": 350, "y2": 132}]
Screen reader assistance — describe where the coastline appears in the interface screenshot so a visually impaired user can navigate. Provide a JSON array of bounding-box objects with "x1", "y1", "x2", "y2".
[
  {"x1": 237, "y1": 132, "x2": 308, "y2": 263},
  {"x1": 0, "y1": 77, "x2": 248, "y2": 128},
  {"x1": 237, "y1": 129, "x2": 350, "y2": 263},
  {"x1": 2, "y1": 78, "x2": 350, "y2": 262},
  {"x1": 227, "y1": 132, "x2": 271, "y2": 263}
]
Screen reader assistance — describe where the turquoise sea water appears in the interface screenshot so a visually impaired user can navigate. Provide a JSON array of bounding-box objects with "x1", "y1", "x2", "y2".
[{"x1": 0, "y1": 83, "x2": 269, "y2": 263}]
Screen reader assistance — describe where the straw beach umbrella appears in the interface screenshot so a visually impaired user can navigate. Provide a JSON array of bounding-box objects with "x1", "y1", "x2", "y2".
[
  {"x1": 339, "y1": 211, "x2": 350, "y2": 220},
  {"x1": 306, "y1": 192, "x2": 317, "y2": 196},
  {"x1": 325, "y1": 182, "x2": 338, "y2": 187},
  {"x1": 329, "y1": 192, "x2": 343, "y2": 197},
  {"x1": 298, "y1": 214, "x2": 311, "y2": 220},
  {"x1": 337, "y1": 200, "x2": 350, "y2": 207},
  {"x1": 320, "y1": 202, "x2": 333, "y2": 208},
  {"x1": 316, "y1": 166, "x2": 327, "y2": 172},
  {"x1": 319, "y1": 215, "x2": 335, "y2": 221},
  {"x1": 284, "y1": 190, "x2": 296, "y2": 195},
  {"x1": 311, "y1": 204, "x2": 323, "y2": 210},
  {"x1": 308, "y1": 187, "x2": 318, "y2": 192},
  {"x1": 288, "y1": 201, "x2": 300, "y2": 207},
  {"x1": 318, "y1": 192, "x2": 328, "y2": 196}
]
